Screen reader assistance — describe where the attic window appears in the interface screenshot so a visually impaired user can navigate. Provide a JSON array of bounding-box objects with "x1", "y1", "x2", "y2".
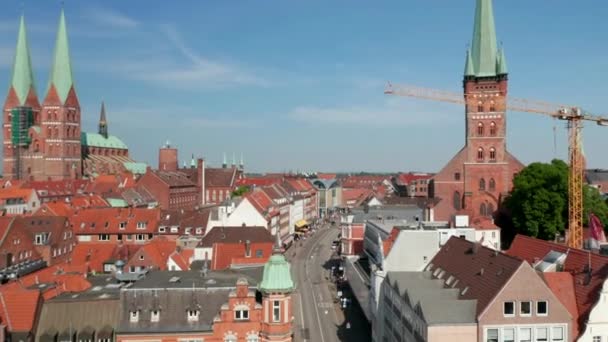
[
  {"x1": 119, "y1": 222, "x2": 126, "y2": 230},
  {"x1": 139, "y1": 255, "x2": 144, "y2": 260},
  {"x1": 187, "y1": 310, "x2": 199, "y2": 322},
  {"x1": 129, "y1": 310, "x2": 139, "y2": 322},
  {"x1": 151, "y1": 310, "x2": 160, "y2": 322}
]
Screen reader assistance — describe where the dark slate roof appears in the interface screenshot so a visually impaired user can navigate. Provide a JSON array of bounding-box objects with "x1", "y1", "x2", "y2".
[
  {"x1": 198, "y1": 226, "x2": 273, "y2": 248},
  {"x1": 428, "y1": 236, "x2": 523, "y2": 315},
  {"x1": 117, "y1": 269, "x2": 263, "y2": 334},
  {"x1": 35, "y1": 294, "x2": 121, "y2": 341},
  {"x1": 385, "y1": 271, "x2": 477, "y2": 324},
  {"x1": 118, "y1": 287, "x2": 229, "y2": 334},
  {"x1": 586, "y1": 169, "x2": 608, "y2": 183}
]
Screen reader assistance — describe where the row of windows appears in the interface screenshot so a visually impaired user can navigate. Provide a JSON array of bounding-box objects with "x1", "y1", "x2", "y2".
[
  {"x1": 88, "y1": 147, "x2": 127, "y2": 157},
  {"x1": 45, "y1": 125, "x2": 79, "y2": 139},
  {"x1": 486, "y1": 325, "x2": 564, "y2": 342},
  {"x1": 477, "y1": 121, "x2": 499, "y2": 136},
  {"x1": 477, "y1": 147, "x2": 497, "y2": 161},
  {"x1": 504, "y1": 301, "x2": 548, "y2": 317},
  {"x1": 206, "y1": 189, "x2": 231, "y2": 203}
]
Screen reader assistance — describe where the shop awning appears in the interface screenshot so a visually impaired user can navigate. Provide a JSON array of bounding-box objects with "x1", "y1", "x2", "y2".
[{"x1": 295, "y1": 219, "x2": 309, "y2": 228}]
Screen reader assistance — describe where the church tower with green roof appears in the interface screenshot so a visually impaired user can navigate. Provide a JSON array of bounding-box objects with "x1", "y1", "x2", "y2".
[
  {"x1": 3, "y1": 14, "x2": 42, "y2": 180},
  {"x1": 429, "y1": 0, "x2": 524, "y2": 226},
  {"x1": 41, "y1": 9, "x2": 82, "y2": 180}
]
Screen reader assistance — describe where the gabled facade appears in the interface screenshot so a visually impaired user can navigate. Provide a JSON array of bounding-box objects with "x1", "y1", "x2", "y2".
[{"x1": 429, "y1": 0, "x2": 524, "y2": 226}]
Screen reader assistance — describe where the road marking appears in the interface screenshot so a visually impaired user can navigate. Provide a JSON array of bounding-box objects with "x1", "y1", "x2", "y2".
[
  {"x1": 298, "y1": 292, "x2": 307, "y2": 341},
  {"x1": 305, "y1": 230, "x2": 327, "y2": 342},
  {"x1": 317, "y1": 302, "x2": 333, "y2": 309}
]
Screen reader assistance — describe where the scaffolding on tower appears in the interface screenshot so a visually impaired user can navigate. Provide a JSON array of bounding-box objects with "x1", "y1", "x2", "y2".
[{"x1": 10, "y1": 106, "x2": 33, "y2": 180}]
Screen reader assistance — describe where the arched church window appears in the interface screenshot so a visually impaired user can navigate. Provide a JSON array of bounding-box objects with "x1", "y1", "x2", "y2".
[
  {"x1": 477, "y1": 122, "x2": 484, "y2": 136},
  {"x1": 479, "y1": 178, "x2": 486, "y2": 191},
  {"x1": 489, "y1": 178, "x2": 496, "y2": 191},
  {"x1": 489, "y1": 101, "x2": 496, "y2": 112},
  {"x1": 453, "y1": 191, "x2": 461, "y2": 210},
  {"x1": 489, "y1": 147, "x2": 496, "y2": 161},
  {"x1": 480, "y1": 203, "x2": 487, "y2": 216},
  {"x1": 477, "y1": 101, "x2": 484, "y2": 113},
  {"x1": 490, "y1": 122, "x2": 497, "y2": 136},
  {"x1": 477, "y1": 147, "x2": 484, "y2": 161}
]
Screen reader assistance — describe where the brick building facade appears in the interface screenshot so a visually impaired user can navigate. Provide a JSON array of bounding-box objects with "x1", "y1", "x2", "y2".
[{"x1": 430, "y1": 0, "x2": 523, "y2": 225}]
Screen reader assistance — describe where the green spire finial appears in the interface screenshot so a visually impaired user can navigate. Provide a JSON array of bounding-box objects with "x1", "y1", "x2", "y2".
[
  {"x1": 469, "y1": 0, "x2": 501, "y2": 77},
  {"x1": 10, "y1": 15, "x2": 37, "y2": 105},
  {"x1": 259, "y1": 237, "x2": 294, "y2": 293},
  {"x1": 47, "y1": 8, "x2": 75, "y2": 103}
]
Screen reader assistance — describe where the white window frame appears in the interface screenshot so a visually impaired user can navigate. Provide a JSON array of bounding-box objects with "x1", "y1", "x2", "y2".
[
  {"x1": 520, "y1": 301, "x2": 532, "y2": 316},
  {"x1": 137, "y1": 221, "x2": 147, "y2": 230},
  {"x1": 272, "y1": 300, "x2": 281, "y2": 322},
  {"x1": 235, "y1": 309, "x2": 249, "y2": 320},
  {"x1": 537, "y1": 300, "x2": 549, "y2": 316},
  {"x1": 503, "y1": 301, "x2": 515, "y2": 317},
  {"x1": 119, "y1": 222, "x2": 126, "y2": 230},
  {"x1": 552, "y1": 326, "x2": 564, "y2": 342},
  {"x1": 136, "y1": 234, "x2": 145, "y2": 241},
  {"x1": 485, "y1": 328, "x2": 498, "y2": 342},
  {"x1": 158, "y1": 227, "x2": 166, "y2": 233},
  {"x1": 536, "y1": 327, "x2": 548, "y2": 342}
]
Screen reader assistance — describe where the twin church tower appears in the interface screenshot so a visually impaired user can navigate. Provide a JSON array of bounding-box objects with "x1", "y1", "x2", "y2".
[{"x1": 2, "y1": 10, "x2": 119, "y2": 181}]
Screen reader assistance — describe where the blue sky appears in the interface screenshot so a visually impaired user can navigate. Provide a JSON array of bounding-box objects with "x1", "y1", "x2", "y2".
[{"x1": 1, "y1": 1, "x2": 607, "y2": 173}]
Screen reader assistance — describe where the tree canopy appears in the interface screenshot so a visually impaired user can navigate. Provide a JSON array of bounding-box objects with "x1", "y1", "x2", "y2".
[
  {"x1": 231, "y1": 185, "x2": 250, "y2": 198},
  {"x1": 504, "y1": 159, "x2": 608, "y2": 240}
]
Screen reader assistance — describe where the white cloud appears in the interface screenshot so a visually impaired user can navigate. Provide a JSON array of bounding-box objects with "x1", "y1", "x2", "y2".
[
  {"x1": 96, "y1": 24, "x2": 271, "y2": 89},
  {"x1": 84, "y1": 7, "x2": 139, "y2": 29},
  {"x1": 289, "y1": 99, "x2": 459, "y2": 126}
]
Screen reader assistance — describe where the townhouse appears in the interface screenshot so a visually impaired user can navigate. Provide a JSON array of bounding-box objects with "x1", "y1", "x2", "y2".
[{"x1": 69, "y1": 207, "x2": 160, "y2": 244}]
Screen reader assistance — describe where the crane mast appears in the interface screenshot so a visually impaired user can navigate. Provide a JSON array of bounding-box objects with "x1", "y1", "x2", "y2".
[{"x1": 385, "y1": 82, "x2": 608, "y2": 249}]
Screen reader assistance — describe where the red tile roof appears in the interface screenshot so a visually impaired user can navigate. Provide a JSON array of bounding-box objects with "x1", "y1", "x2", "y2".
[
  {"x1": 236, "y1": 176, "x2": 282, "y2": 187},
  {"x1": 0, "y1": 287, "x2": 40, "y2": 332},
  {"x1": 22, "y1": 179, "x2": 89, "y2": 198},
  {"x1": 507, "y1": 234, "x2": 608, "y2": 338},
  {"x1": 35, "y1": 201, "x2": 74, "y2": 217},
  {"x1": 70, "y1": 207, "x2": 160, "y2": 234},
  {"x1": 205, "y1": 167, "x2": 238, "y2": 188},
  {"x1": 396, "y1": 172, "x2": 433, "y2": 186},
  {"x1": 0, "y1": 217, "x2": 14, "y2": 241},
  {"x1": 0, "y1": 188, "x2": 35, "y2": 201},
  {"x1": 169, "y1": 249, "x2": 194, "y2": 270},
  {"x1": 317, "y1": 173, "x2": 337, "y2": 180},
  {"x1": 245, "y1": 190, "x2": 277, "y2": 217},
  {"x1": 342, "y1": 188, "x2": 374, "y2": 207},
  {"x1": 429, "y1": 236, "x2": 524, "y2": 315},
  {"x1": 542, "y1": 272, "x2": 579, "y2": 337},
  {"x1": 199, "y1": 226, "x2": 273, "y2": 248},
  {"x1": 129, "y1": 239, "x2": 176, "y2": 270},
  {"x1": 383, "y1": 227, "x2": 400, "y2": 257},
  {"x1": 70, "y1": 243, "x2": 121, "y2": 273},
  {"x1": 71, "y1": 194, "x2": 110, "y2": 208}
]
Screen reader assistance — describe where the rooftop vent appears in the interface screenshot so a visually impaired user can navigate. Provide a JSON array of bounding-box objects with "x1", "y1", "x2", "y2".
[{"x1": 169, "y1": 276, "x2": 181, "y2": 283}]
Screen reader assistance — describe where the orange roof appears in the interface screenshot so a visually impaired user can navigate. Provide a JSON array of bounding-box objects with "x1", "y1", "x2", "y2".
[
  {"x1": 542, "y1": 272, "x2": 579, "y2": 336},
  {"x1": 169, "y1": 249, "x2": 194, "y2": 270},
  {"x1": 0, "y1": 188, "x2": 35, "y2": 201},
  {"x1": 383, "y1": 227, "x2": 400, "y2": 257},
  {"x1": 0, "y1": 288, "x2": 40, "y2": 332},
  {"x1": 131, "y1": 239, "x2": 176, "y2": 270},
  {"x1": 35, "y1": 201, "x2": 74, "y2": 217},
  {"x1": 70, "y1": 207, "x2": 160, "y2": 234},
  {"x1": 71, "y1": 194, "x2": 109, "y2": 208},
  {"x1": 0, "y1": 217, "x2": 14, "y2": 241},
  {"x1": 70, "y1": 243, "x2": 119, "y2": 273},
  {"x1": 317, "y1": 173, "x2": 337, "y2": 180}
]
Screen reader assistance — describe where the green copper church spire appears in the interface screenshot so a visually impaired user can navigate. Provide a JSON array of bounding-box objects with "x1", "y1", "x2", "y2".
[
  {"x1": 464, "y1": 49, "x2": 474, "y2": 77},
  {"x1": 497, "y1": 47, "x2": 508, "y2": 75},
  {"x1": 10, "y1": 15, "x2": 37, "y2": 105},
  {"x1": 47, "y1": 9, "x2": 75, "y2": 103},
  {"x1": 468, "y1": 0, "x2": 506, "y2": 77}
]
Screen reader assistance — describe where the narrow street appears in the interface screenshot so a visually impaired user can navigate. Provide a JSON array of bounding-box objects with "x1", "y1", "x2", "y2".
[{"x1": 288, "y1": 223, "x2": 371, "y2": 342}]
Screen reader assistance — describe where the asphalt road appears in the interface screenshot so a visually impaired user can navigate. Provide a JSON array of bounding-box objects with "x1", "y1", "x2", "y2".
[{"x1": 289, "y1": 224, "x2": 371, "y2": 342}]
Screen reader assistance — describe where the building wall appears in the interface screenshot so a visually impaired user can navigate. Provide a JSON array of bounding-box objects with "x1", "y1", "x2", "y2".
[
  {"x1": 475, "y1": 228, "x2": 501, "y2": 251},
  {"x1": 288, "y1": 199, "x2": 304, "y2": 235},
  {"x1": 340, "y1": 223, "x2": 364, "y2": 257},
  {"x1": 76, "y1": 233, "x2": 152, "y2": 244},
  {"x1": 384, "y1": 230, "x2": 441, "y2": 272},
  {"x1": 579, "y1": 279, "x2": 608, "y2": 342},
  {"x1": 0, "y1": 226, "x2": 38, "y2": 268},
  {"x1": 158, "y1": 147, "x2": 178, "y2": 171},
  {"x1": 226, "y1": 199, "x2": 269, "y2": 229},
  {"x1": 427, "y1": 325, "x2": 478, "y2": 342},
  {"x1": 479, "y1": 263, "x2": 572, "y2": 342}
]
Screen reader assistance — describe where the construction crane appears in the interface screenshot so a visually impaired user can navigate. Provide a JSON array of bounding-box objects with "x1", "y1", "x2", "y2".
[{"x1": 385, "y1": 82, "x2": 608, "y2": 249}]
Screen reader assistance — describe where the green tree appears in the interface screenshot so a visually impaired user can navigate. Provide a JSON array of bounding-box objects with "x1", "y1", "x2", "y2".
[
  {"x1": 504, "y1": 159, "x2": 608, "y2": 241},
  {"x1": 231, "y1": 185, "x2": 250, "y2": 198}
]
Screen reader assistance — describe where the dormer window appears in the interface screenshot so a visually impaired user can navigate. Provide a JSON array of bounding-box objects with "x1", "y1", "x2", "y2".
[
  {"x1": 119, "y1": 222, "x2": 126, "y2": 230},
  {"x1": 129, "y1": 310, "x2": 139, "y2": 323},
  {"x1": 136, "y1": 221, "x2": 147, "y2": 229},
  {"x1": 187, "y1": 310, "x2": 199, "y2": 322},
  {"x1": 151, "y1": 310, "x2": 160, "y2": 322}
]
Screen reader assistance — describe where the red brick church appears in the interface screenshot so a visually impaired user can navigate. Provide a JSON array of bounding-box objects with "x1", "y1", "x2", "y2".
[
  {"x1": 430, "y1": 0, "x2": 524, "y2": 226},
  {"x1": 2, "y1": 10, "x2": 142, "y2": 181}
]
